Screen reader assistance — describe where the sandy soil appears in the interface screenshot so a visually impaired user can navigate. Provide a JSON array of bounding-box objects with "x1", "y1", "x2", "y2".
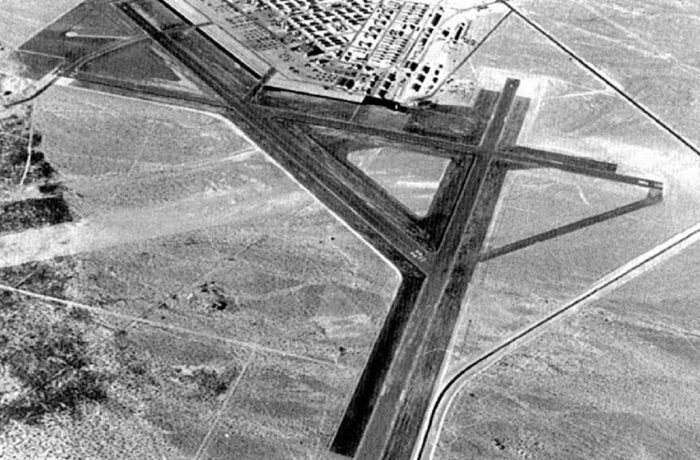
[
  {"x1": 347, "y1": 148, "x2": 450, "y2": 217},
  {"x1": 0, "y1": 82, "x2": 400, "y2": 459},
  {"x1": 436, "y1": 6, "x2": 700, "y2": 376},
  {"x1": 430, "y1": 9, "x2": 700, "y2": 458},
  {"x1": 484, "y1": 167, "x2": 649, "y2": 249},
  {"x1": 0, "y1": 293, "x2": 247, "y2": 460},
  {"x1": 465, "y1": 7, "x2": 700, "y2": 155},
  {"x1": 435, "y1": 241, "x2": 700, "y2": 459},
  {"x1": 0, "y1": 0, "x2": 84, "y2": 49},
  {"x1": 514, "y1": 0, "x2": 700, "y2": 149},
  {"x1": 199, "y1": 350, "x2": 357, "y2": 460},
  {"x1": 443, "y1": 80, "x2": 700, "y2": 381}
]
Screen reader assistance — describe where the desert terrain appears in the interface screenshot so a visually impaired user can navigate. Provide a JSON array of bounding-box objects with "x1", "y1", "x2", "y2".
[
  {"x1": 511, "y1": 0, "x2": 700, "y2": 149},
  {"x1": 0, "y1": 82, "x2": 400, "y2": 458},
  {"x1": 434, "y1": 240, "x2": 700, "y2": 459},
  {"x1": 422, "y1": 6, "x2": 700, "y2": 458},
  {"x1": 436, "y1": 0, "x2": 700, "y2": 373},
  {"x1": 0, "y1": 0, "x2": 84, "y2": 49},
  {"x1": 347, "y1": 148, "x2": 450, "y2": 217},
  {"x1": 1, "y1": 0, "x2": 700, "y2": 459}
]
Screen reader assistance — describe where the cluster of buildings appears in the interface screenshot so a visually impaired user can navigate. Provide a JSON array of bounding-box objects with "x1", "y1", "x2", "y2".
[
  {"x1": 258, "y1": 0, "x2": 375, "y2": 53},
  {"x1": 180, "y1": 0, "x2": 486, "y2": 106}
]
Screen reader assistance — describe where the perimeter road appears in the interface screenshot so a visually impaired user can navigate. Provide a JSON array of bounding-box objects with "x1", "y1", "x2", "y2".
[
  {"x1": 499, "y1": 0, "x2": 700, "y2": 157},
  {"x1": 417, "y1": 219, "x2": 700, "y2": 459}
]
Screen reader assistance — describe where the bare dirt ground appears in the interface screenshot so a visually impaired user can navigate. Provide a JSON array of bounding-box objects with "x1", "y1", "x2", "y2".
[
  {"x1": 431, "y1": 8, "x2": 700, "y2": 458},
  {"x1": 347, "y1": 148, "x2": 450, "y2": 217},
  {"x1": 441, "y1": 30, "x2": 700, "y2": 376},
  {"x1": 0, "y1": 83, "x2": 400, "y2": 459},
  {"x1": 434, "y1": 241, "x2": 700, "y2": 459},
  {"x1": 0, "y1": 0, "x2": 84, "y2": 49},
  {"x1": 0, "y1": 289, "x2": 250, "y2": 460},
  {"x1": 512, "y1": 0, "x2": 700, "y2": 150},
  {"x1": 466, "y1": 6, "x2": 700, "y2": 156},
  {"x1": 444, "y1": 161, "x2": 699, "y2": 375}
]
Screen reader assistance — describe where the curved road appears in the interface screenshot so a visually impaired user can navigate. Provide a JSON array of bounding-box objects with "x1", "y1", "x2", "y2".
[
  {"x1": 4, "y1": 35, "x2": 147, "y2": 108},
  {"x1": 416, "y1": 220, "x2": 700, "y2": 459}
]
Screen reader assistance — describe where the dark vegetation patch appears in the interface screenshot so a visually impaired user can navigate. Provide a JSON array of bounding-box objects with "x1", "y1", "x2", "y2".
[
  {"x1": 185, "y1": 281, "x2": 238, "y2": 313},
  {"x1": 0, "y1": 295, "x2": 109, "y2": 425},
  {"x1": 113, "y1": 330, "x2": 160, "y2": 388},
  {"x1": 0, "y1": 258, "x2": 77, "y2": 298},
  {"x1": 1, "y1": 106, "x2": 75, "y2": 234},
  {"x1": 0, "y1": 196, "x2": 72, "y2": 233},
  {"x1": 0, "y1": 115, "x2": 54, "y2": 188},
  {"x1": 38, "y1": 182, "x2": 64, "y2": 194},
  {"x1": 189, "y1": 365, "x2": 240, "y2": 398}
]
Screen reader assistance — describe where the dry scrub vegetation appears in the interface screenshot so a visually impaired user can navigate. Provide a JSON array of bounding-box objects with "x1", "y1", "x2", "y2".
[{"x1": 0, "y1": 293, "x2": 108, "y2": 424}]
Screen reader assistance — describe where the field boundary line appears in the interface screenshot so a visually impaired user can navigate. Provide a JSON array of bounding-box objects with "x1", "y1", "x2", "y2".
[
  {"x1": 192, "y1": 348, "x2": 256, "y2": 460},
  {"x1": 500, "y1": 0, "x2": 700, "y2": 157},
  {"x1": 0, "y1": 283, "x2": 338, "y2": 367}
]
